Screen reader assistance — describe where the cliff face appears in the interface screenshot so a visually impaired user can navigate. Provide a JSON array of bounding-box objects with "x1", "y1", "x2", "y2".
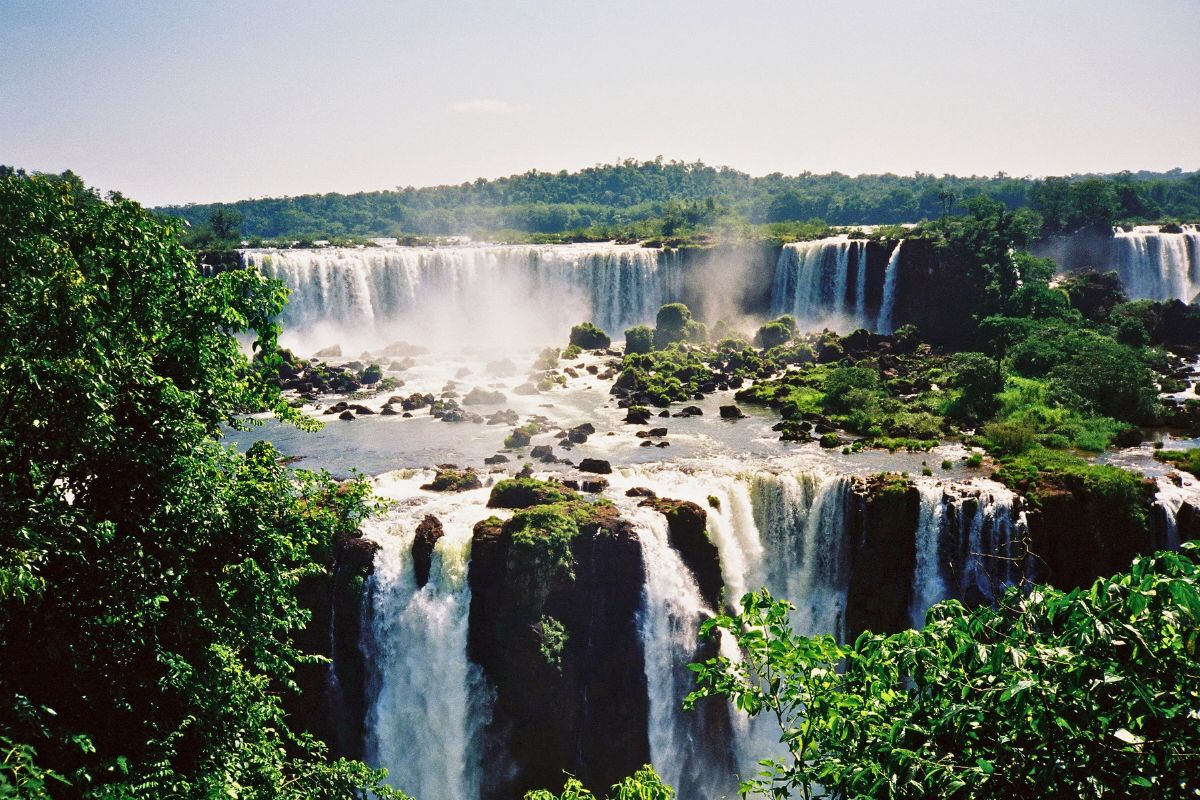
[
  {"x1": 289, "y1": 532, "x2": 379, "y2": 760},
  {"x1": 467, "y1": 506, "x2": 649, "y2": 800},
  {"x1": 845, "y1": 475, "x2": 919, "y2": 639}
]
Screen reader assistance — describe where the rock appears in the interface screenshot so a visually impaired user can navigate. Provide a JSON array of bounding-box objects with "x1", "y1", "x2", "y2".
[
  {"x1": 573, "y1": 423, "x2": 596, "y2": 435},
  {"x1": 350, "y1": 404, "x2": 375, "y2": 415},
  {"x1": 401, "y1": 393, "x2": 434, "y2": 411},
  {"x1": 675, "y1": 406, "x2": 703, "y2": 417},
  {"x1": 380, "y1": 404, "x2": 400, "y2": 415},
  {"x1": 658, "y1": 410, "x2": 670, "y2": 418},
  {"x1": 634, "y1": 427, "x2": 668, "y2": 439},
  {"x1": 719, "y1": 405, "x2": 746, "y2": 419},
  {"x1": 581, "y1": 478, "x2": 609, "y2": 493},
  {"x1": 625, "y1": 487, "x2": 656, "y2": 498},
  {"x1": 411, "y1": 515, "x2": 444, "y2": 588},
  {"x1": 456, "y1": 367, "x2": 472, "y2": 378},
  {"x1": 530, "y1": 444, "x2": 555, "y2": 461},
  {"x1": 338, "y1": 410, "x2": 355, "y2": 420},
  {"x1": 402, "y1": 412, "x2": 412, "y2": 418},
  {"x1": 484, "y1": 454, "x2": 510, "y2": 465},
  {"x1": 640, "y1": 440, "x2": 654, "y2": 447},
  {"x1": 421, "y1": 468, "x2": 483, "y2": 492},
  {"x1": 568, "y1": 429, "x2": 590, "y2": 444},
  {"x1": 387, "y1": 358, "x2": 413, "y2": 371},
  {"x1": 578, "y1": 458, "x2": 612, "y2": 474},
  {"x1": 507, "y1": 428, "x2": 533, "y2": 448},
  {"x1": 381, "y1": 341, "x2": 428, "y2": 357},
  {"x1": 655, "y1": 441, "x2": 670, "y2": 448},
  {"x1": 624, "y1": 407, "x2": 652, "y2": 425},
  {"x1": 641, "y1": 498, "x2": 722, "y2": 610},
  {"x1": 513, "y1": 382, "x2": 540, "y2": 395},
  {"x1": 464, "y1": 387, "x2": 508, "y2": 405},
  {"x1": 314, "y1": 344, "x2": 342, "y2": 358}
]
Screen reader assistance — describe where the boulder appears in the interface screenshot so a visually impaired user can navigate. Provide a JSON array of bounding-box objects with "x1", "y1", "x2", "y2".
[
  {"x1": 380, "y1": 404, "x2": 400, "y2": 415},
  {"x1": 338, "y1": 410, "x2": 355, "y2": 420},
  {"x1": 675, "y1": 406, "x2": 703, "y2": 417},
  {"x1": 624, "y1": 407, "x2": 652, "y2": 425},
  {"x1": 464, "y1": 387, "x2": 508, "y2": 405},
  {"x1": 411, "y1": 515, "x2": 444, "y2": 588},
  {"x1": 578, "y1": 458, "x2": 612, "y2": 475},
  {"x1": 581, "y1": 478, "x2": 609, "y2": 493},
  {"x1": 719, "y1": 405, "x2": 746, "y2": 419},
  {"x1": 513, "y1": 382, "x2": 541, "y2": 395},
  {"x1": 314, "y1": 344, "x2": 342, "y2": 358},
  {"x1": 484, "y1": 454, "x2": 510, "y2": 465},
  {"x1": 421, "y1": 468, "x2": 483, "y2": 492}
]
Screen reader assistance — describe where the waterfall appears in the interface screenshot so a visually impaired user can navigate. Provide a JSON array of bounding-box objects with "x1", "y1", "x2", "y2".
[
  {"x1": 632, "y1": 507, "x2": 734, "y2": 799},
  {"x1": 362, "y1": 479, "x2": 492, "y2": 800},
  {"x1": 770, "y1": 238, "x2": 871, "y2": 332},
  {"x1": 876, "y1": 240, "x2": 904, "y2": 334},
  {"x1": 1112, "y1": 224, "x2": 1200, "y2": 302},
  {"x1": 243, "y1": 243, "x2": 682, "y2": 354},
  {"x1": 909, "y1": 482, "x2": 949, "y2": 628},
  {"x1": 945, "y1": 480, "x2": 1028, "y2": 606}
]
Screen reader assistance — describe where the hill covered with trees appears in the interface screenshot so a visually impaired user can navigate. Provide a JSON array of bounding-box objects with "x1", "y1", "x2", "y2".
[{"x1": 149, "y1": 159, "x2": 1200, "y2": 247}]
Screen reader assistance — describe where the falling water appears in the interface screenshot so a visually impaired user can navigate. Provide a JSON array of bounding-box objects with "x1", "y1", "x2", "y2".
[
  {"x1": 1112, "y1": 224, "x2": 1200, "y2": 302},
  {"x1": 909, "y1": 481, "x2": 949, "y2": 628},
  {"x1": 362, "y1": 478, "x2": 493, "y2": 800},
  {"x1": 946, "y1": 480, "x2": 1028, "y2": 605},
  {"x1": 631, "y1": 507, "x2": 735, "y2": 799},
  {"x1": 770, "y1": 238, "x2": 870, "y2": 331},
  {"x1": 876, "y1": 240, "x2": 904, "y2": 334},
  {"x1": 243, "y1": 243, "x2": 682, "y2": 354}
]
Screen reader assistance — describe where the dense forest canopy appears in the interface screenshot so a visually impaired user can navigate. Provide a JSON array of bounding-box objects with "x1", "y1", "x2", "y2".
[{"x1": 143, "y1": 159, "x2": 1200, "y2": 245}]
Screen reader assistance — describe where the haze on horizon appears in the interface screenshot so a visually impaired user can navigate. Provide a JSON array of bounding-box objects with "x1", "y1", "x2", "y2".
[{"x1": 2, "y1": 0, "x2": 1198, "y2": 207}]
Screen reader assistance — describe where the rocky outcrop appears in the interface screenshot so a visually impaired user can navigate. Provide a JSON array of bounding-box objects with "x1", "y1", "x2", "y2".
[
  {"x1": 289, "y1": 528, "x2": 379, "y2": 761},
  {"x1": 411, "y1": 515, "x2": 444, "y2": 588},
  {"x1": 642, "y1": 498, "x2": 722, "y2": 611},
  {"x1": 467, "y1": 494, "x2": 649, "y2": 800},
  {"x1": 844, "y1": 474, "x2": 919, "y2": 639}
]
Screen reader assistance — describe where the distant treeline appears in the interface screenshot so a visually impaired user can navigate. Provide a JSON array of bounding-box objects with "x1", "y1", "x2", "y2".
[{"x1": 11, "y1": 160, "x2": 1200, "y2": 247}]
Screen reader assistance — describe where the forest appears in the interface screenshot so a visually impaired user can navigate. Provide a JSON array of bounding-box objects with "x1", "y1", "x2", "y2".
[{"x1": 149, "y1": 160, "x2": 1200, "y2": 248}]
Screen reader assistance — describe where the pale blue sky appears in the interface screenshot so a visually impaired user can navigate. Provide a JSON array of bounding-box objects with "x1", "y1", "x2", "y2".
[{"x1": 2, "y1": 0, "x2": 1198, "y2": 206}]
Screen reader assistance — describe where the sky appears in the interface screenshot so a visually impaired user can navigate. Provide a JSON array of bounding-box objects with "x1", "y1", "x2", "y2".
[{"x1": 2, "y1": 0, "x2": 1198, "y2": 207}]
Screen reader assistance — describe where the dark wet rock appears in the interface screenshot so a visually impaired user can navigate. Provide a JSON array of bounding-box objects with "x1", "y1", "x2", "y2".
[
  {"x1": 468, "y1": 503, "x2": 648, "y2": 797},
  {"x1": 675, "y1": 406, "x2": 703, "y2": 417},
  {"x1": 655, "y1": 441, "x2": 670, "y2": 448},
  {"x1": 624, "y1": 407, "x2": 652, "y2": 425},
  {"x1": 338, "y1": 410, "x2": 355, "y2": 420},
  {"x1": 640, "y1": 498, "x2": 721, "y2": 611},
  {"x1": 719, "y1": 405, "x2": 746, "y2": 419},
  {"x1": 484, "y1": 454, "x2": 510, "y2": 465},
  {"x1": 581, "y1": 478, "x2": 609, "y2": 493},
  {"x1": 380, "y1": 404, "x2": 401, "y2": 415},
  {"x1": 411, "y1": 515, "x2": 444, "y2": 588},
  {"x1": 635, "y1": 428, "x2": 668, "y2": 439},
  {"x1": 487, "y1": 409, "x2": 521, "y2": 426},
  {"x1": 625, "y1": 487, "x2": 656, "y2": 498},
  {"x1": 578, "y1": 458, "x2": 612, "y2": 475}
]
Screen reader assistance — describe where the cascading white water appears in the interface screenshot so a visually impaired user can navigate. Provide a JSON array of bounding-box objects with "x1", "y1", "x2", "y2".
[
  {"x1": 243, "y1": 243, "x2": 682, "y2": 354},
  {"x1": 1112, "y1": 224, "x2": 1200, "y2": 302},
  {"x1": 631, "y1": 507, "x2": 735, "y2": 799},
  {"x1": 909, "y1": 481, "x2": 949, "y2": 628},
  {"x1": 362, "y1": 477, "x2": 494, "y2": 800},
  {"x1": 770, "y1": 237, "x2": 870, "y2": 331},
  {"x1": 876, "y1": 240, "x2": 904, "y2": 334},
  {"x1": 944, "y1": 480, "x2": 1028, "y2": 605}
]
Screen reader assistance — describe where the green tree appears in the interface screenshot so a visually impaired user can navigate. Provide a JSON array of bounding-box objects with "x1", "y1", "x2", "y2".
[
  {"x1": 525, "y1": 765, "x2": 674, "y2": 800},
  {"x1": 688, "y1": 546, "x2": 1200, "y2": 799},
  {"x1": 0, "y1": 174, "x2": 405, "y2": 797}
]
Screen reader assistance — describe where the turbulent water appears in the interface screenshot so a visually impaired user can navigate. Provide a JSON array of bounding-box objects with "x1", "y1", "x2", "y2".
[
  {"x1": 224, "y1": 237, "x2": 1200, "y2": 799},
  {"x1": 769, "y1": 238, "x2": 903, "y2": 332},
  {"x1": 361, "y1": 474, "x2": 495, "y2": 799},
  {"x1": 243, "y1": 243, "x2": 682, "y2": 353},
  {"x1": 1112, "y1": 224, "x2": 1200, "y2": 302}
]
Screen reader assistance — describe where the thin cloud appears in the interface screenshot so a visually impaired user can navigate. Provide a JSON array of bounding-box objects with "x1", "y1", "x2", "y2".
[{"x1": 449, "y1": 99, "x2": 530, "y2": 114}]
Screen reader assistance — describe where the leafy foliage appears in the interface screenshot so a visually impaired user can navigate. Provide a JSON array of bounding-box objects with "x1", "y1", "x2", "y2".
[
  {"x1": 0, "y1": 173, "x2": 405, "y2": 797},
  {"x1": 525, "y1": 765, "x2": 674, "y2": 800},
  {"x1": 688, "y1": 546, "x2": 1200, "y2": 799}
]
